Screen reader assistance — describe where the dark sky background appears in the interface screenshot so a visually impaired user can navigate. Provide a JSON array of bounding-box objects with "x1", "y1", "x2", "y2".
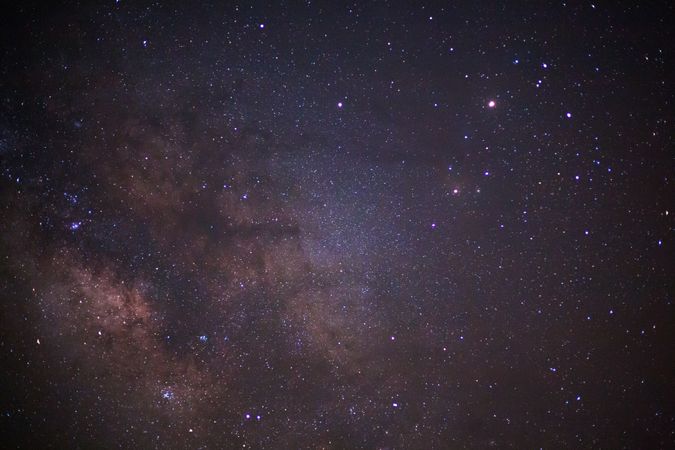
[{"x1": 0, "y1": 1, "x2": 673, "y2": 448}]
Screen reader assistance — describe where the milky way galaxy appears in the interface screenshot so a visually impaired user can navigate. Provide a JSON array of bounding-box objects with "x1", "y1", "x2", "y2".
[{"x1": 1, "y1": 2, "x2": 673, "y2": 449}]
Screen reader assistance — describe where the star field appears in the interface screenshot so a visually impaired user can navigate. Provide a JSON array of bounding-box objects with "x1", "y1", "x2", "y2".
[{"x1": 0, "y1": 1, "x2": 673, "y2": 448}]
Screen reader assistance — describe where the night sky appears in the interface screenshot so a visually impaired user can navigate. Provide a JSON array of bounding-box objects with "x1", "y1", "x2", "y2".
[{"x1": 1, "y1": 1, "x2": 673, "y2": 448}]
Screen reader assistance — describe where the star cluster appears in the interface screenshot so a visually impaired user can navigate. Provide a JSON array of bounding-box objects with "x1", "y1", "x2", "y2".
[{"x1": 0, "y1": 2, "x2": 673, "y2": 448}]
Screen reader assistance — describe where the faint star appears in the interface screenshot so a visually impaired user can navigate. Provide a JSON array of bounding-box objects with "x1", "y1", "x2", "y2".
[{"x1": 64, "y1": 192, "x2": 78, "y2": 204}]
